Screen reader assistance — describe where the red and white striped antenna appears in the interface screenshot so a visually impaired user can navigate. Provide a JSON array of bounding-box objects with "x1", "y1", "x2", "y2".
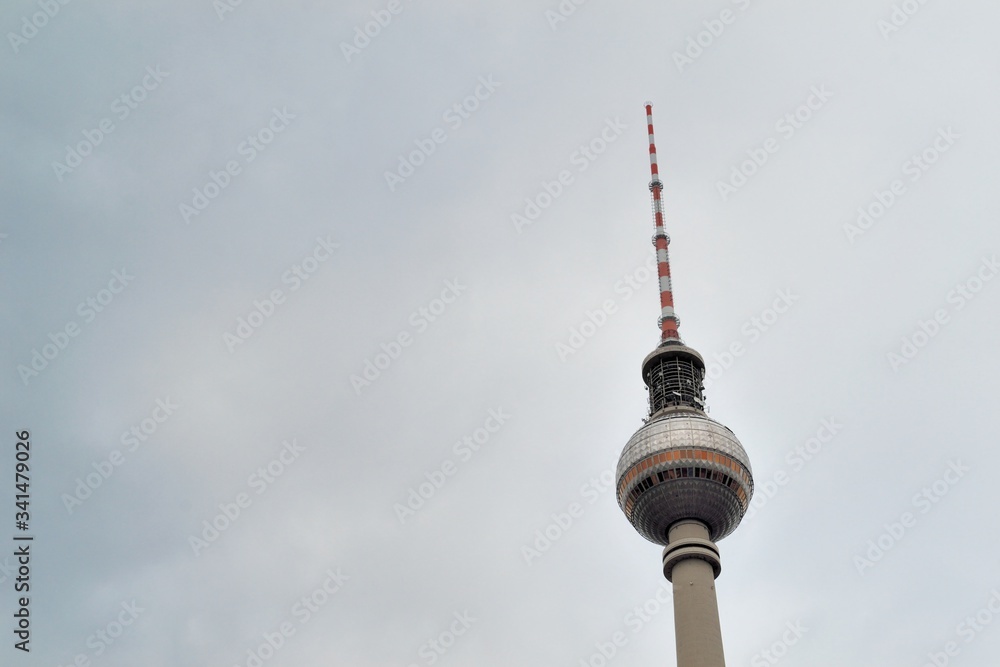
[{"x1": 644, "y1": 102, "x2": 680, "y2": 344}]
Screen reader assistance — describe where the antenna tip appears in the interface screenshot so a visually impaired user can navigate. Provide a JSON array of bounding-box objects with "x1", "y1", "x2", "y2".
[{"x1": 644, "y1": 100, "x2": 653, "y2": 108}]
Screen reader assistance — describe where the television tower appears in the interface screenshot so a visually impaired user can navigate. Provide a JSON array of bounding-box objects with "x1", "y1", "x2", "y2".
[{"x1": 615, "y1": 103, "x2": 754, "y2": 667}]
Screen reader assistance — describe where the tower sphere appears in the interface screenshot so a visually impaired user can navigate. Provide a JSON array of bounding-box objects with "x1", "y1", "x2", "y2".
[{"x1": 616, "y1": 408, "x2": 754, "y2": 545}]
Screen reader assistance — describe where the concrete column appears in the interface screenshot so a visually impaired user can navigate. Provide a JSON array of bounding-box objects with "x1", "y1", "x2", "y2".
[{"x1": 663, "y1": 521, "x2": 726, "y2": 667}]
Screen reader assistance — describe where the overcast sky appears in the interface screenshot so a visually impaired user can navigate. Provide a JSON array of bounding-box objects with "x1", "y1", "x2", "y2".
[{"x1": 3, "y1": 1, "x2": 1000, "y2": 665}]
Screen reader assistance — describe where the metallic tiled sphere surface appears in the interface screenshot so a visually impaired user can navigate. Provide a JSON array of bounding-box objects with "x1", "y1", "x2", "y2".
[{"x1": 616, "y1": 410, "x2": 753, "y2": 544}]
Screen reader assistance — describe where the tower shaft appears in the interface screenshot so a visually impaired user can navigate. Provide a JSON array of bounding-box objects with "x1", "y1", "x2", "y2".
[{"x1": 664, "y1": 521, "x2": 726, "y2": 667}]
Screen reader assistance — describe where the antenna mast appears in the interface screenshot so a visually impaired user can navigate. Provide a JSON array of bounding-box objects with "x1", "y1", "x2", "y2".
[{"x1": 645, "y1": 102, "x2": 680, "y2": 344}]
